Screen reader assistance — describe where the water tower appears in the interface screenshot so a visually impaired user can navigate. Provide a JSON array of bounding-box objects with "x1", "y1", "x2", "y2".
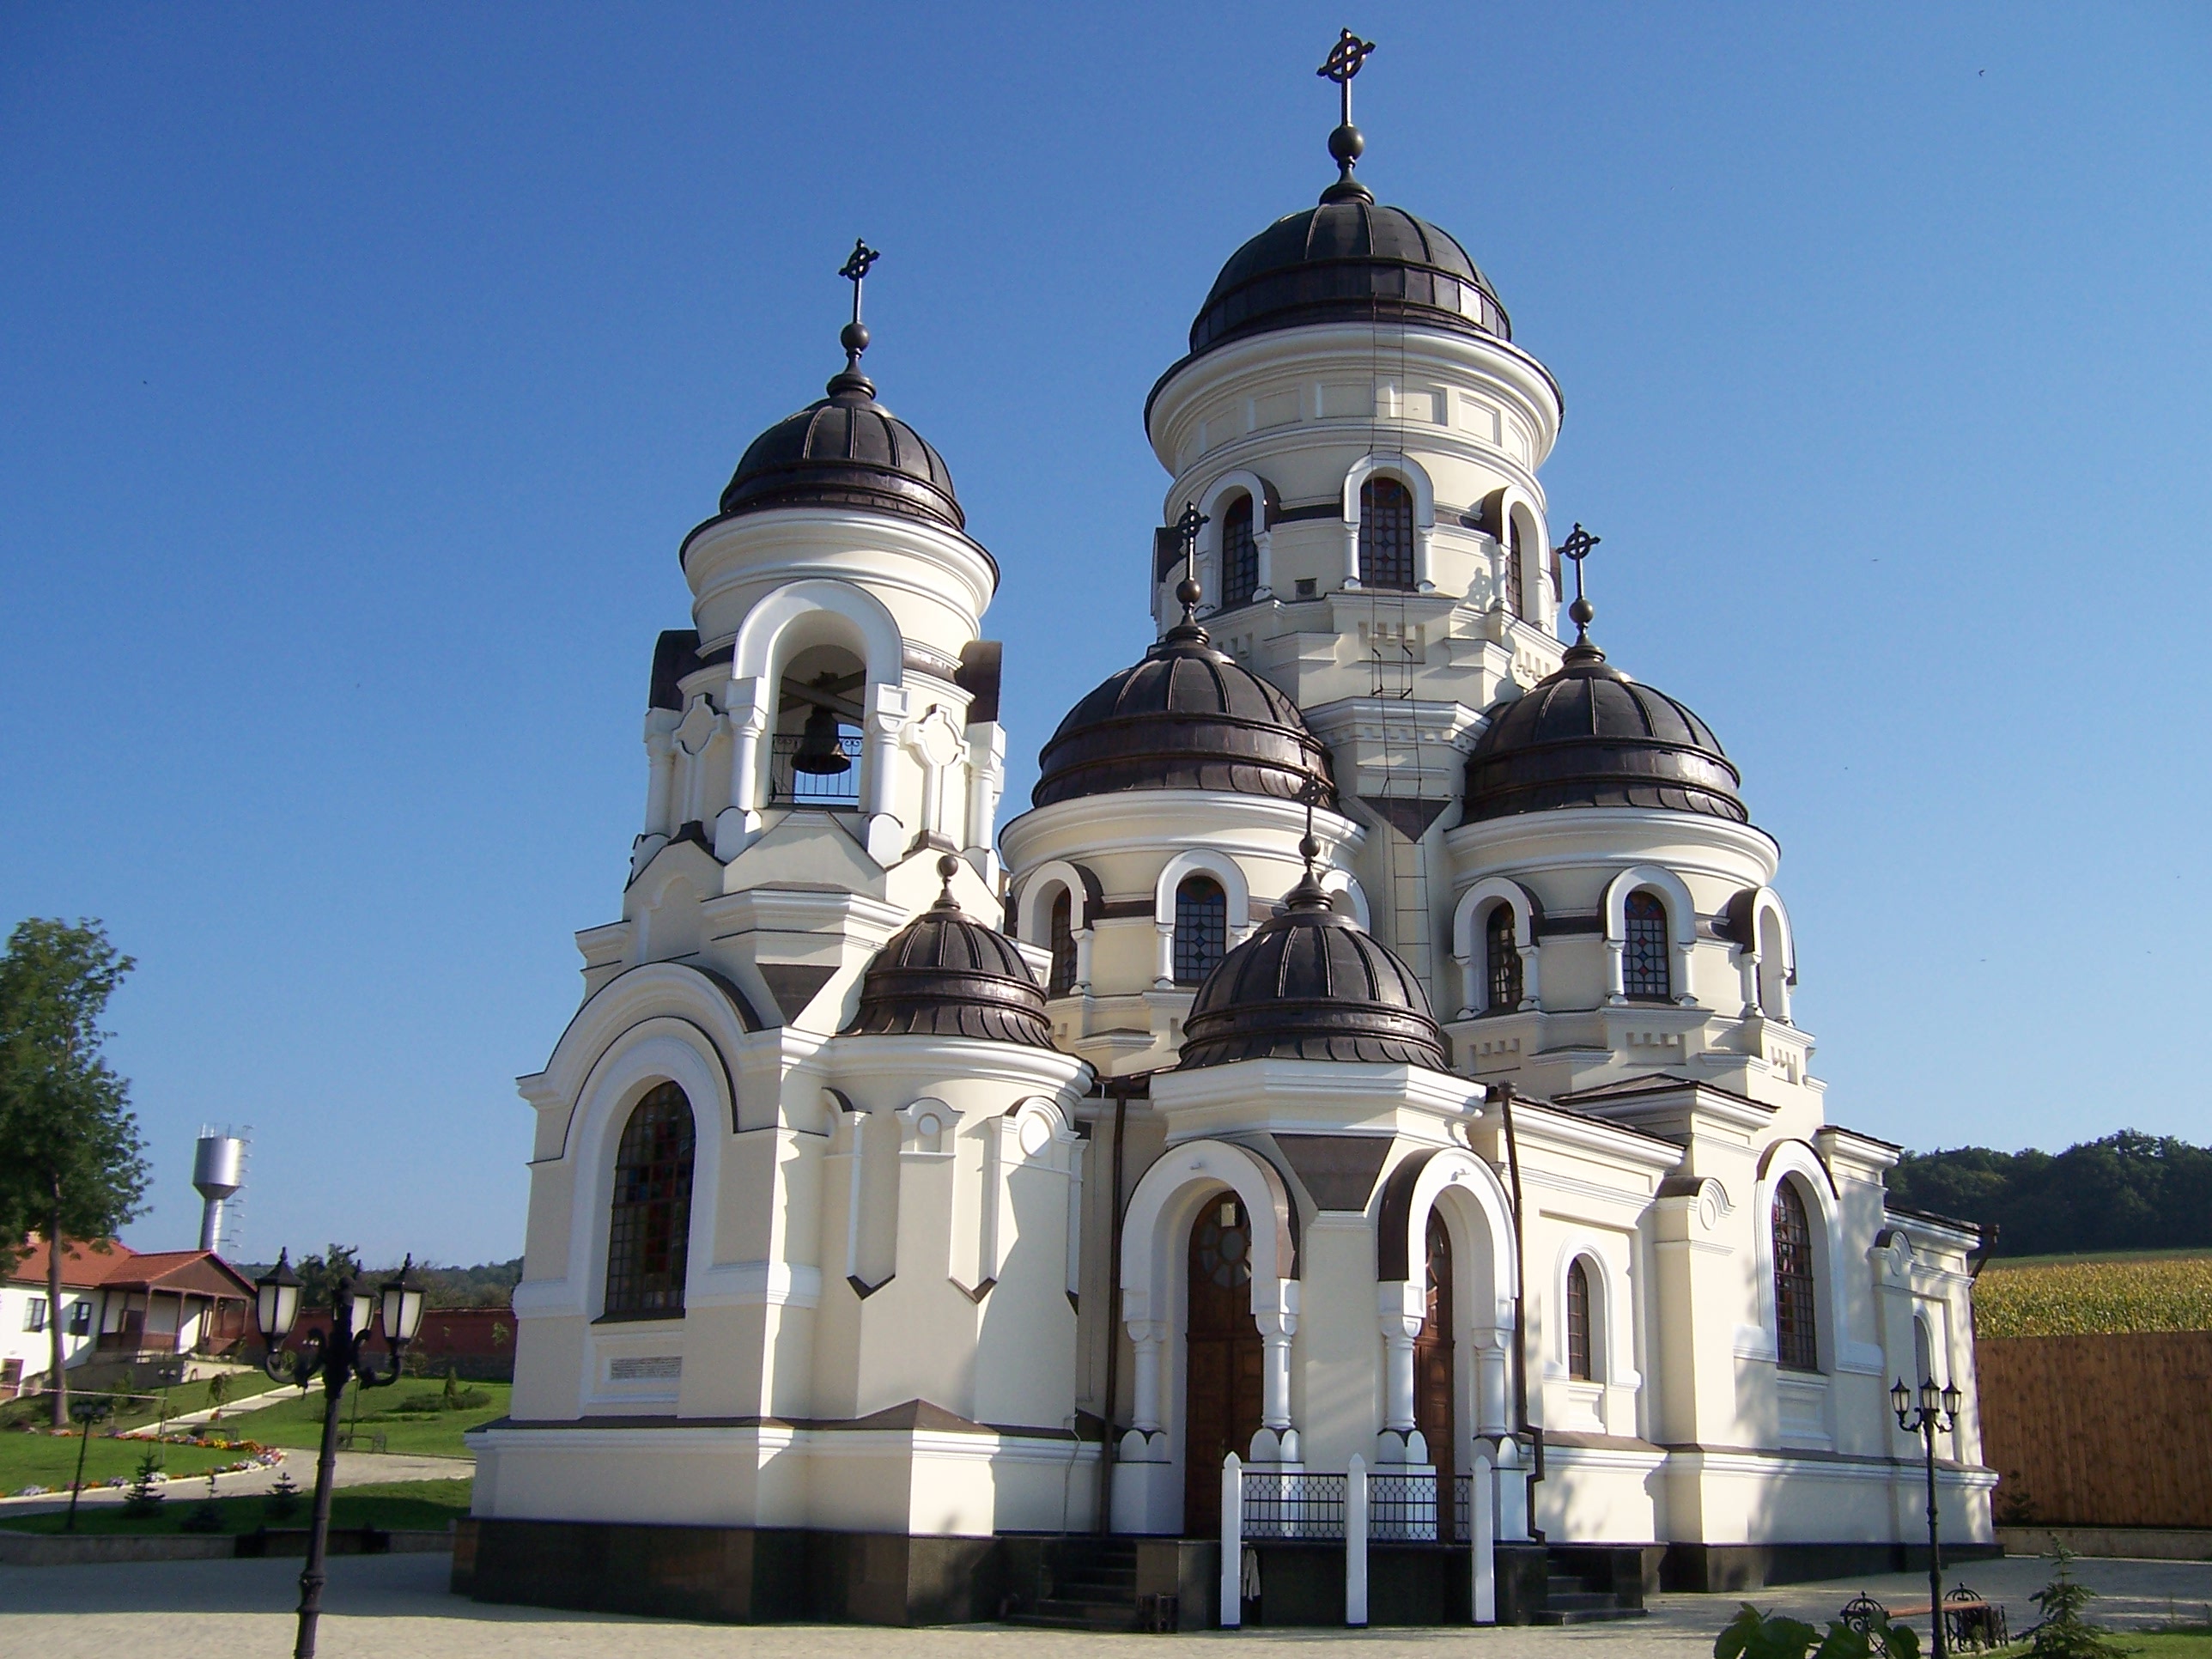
[{"x1": 191, "y1": 1129, "x2": 246, "y2": 1253}]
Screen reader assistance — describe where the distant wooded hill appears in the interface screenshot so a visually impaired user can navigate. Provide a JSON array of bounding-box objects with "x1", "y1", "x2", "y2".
[
  {"x1": 236, "y1": 1251, "x2": 522, "y2": 1309},
  {"x1": 1887, "y1": 1133, "x2": 2212, "y2": 1258}
]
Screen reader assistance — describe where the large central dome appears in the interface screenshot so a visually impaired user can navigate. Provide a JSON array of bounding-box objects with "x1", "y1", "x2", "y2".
[{"x1": 1190, "y1": 198, "x2": 1510, "y2": 357}]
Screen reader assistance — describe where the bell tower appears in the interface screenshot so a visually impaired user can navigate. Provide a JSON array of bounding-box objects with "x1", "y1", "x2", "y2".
[{"x1": 615, "y1": 243, "x2": 1015, "y2": 1034}]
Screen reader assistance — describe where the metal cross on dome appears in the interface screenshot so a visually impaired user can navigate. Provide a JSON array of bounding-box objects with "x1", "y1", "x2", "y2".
[
  {"x1": 839, "y1": 238, "x2": 880, "y2": 324},
  {"x1": 1174, "y1": 499, "x2": 1209, "y2": 585},
  {"x1": 1317, "y1": 28, "x2": 1376, "y2": 123},
  {"x1": 1556, "y1": 522, "x2": 1601, "y2": 605}
]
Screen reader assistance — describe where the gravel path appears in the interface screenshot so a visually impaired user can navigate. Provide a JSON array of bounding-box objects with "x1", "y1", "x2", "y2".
[{"x1": 3, "y1": 1547, "x2": 2206, "y2": 1659}]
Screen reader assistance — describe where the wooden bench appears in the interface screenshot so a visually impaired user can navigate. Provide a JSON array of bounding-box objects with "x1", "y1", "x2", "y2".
[{"x1": 1841, "y1": 1589, "x2": 2010, "y2": 1652}]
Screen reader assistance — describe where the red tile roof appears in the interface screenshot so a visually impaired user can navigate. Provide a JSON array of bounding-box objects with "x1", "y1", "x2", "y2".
[{"x1": 5, "y1": 1236, "x2": 252, "y2": 1299}]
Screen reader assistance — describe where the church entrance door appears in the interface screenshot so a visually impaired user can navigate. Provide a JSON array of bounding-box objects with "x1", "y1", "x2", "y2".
[
  {"x1": 1413, "y1": 1210, "x2": 1456, "y2": 1535},
  {"x1": 1183, "y1": 1192, "x2": 1262, "y2": 1537}
]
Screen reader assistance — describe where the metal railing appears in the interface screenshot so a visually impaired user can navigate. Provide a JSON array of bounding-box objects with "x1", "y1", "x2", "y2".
[
  {"x1": 1369, "y1": 1472, "x2": 1439, "y2": 1541},
  {"x1": 1240, "y1": 1469, "x2": 1346, "y2": 1540},
  {"x1": 768, "y1": 733, "x2": 862, "y2": 807}
]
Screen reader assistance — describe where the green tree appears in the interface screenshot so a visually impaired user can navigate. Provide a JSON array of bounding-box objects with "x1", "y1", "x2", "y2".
[{"x1": 0, "y1": 919, "x2": 151, "y2": 1426}]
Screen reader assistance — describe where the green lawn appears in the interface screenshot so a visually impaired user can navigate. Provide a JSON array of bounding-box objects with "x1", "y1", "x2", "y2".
[
  {"x1": 0, "y1": 1476, "x2": 471, "y2": 1535},
  {"x1": 235, "y1": 1380, "x2": 507, "y2": 1460},
  {"x1": 1990, "y1": 1636, "x2": 2212, "y2": 1659},
  {"x1": 0, "y1": 1370, "x2": 284, "y2": 1436},
  {"x1": 0, "y1": 1430, "x2": 266, "y2": 1496}
]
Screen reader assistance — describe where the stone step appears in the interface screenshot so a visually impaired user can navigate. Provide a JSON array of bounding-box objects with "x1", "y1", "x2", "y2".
[
  {"x1": 1535, "y1": 1606, "x2": 1651, "y2": 1626},
  {"x1": 1008, "y1": 1599, "x2": 1146, "y2": 1632}
]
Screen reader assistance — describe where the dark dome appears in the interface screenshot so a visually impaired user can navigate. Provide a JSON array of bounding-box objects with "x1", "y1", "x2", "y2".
[
  {"x1": 1190, "y1": 198, "x2": 1510, "y2": 357},
  {"x1": 1462, "y1": 638, "x2": 1746, "y2": 823},
  {"x1": 844, "y1": 859, "x2": 1054, "y2": 1048},
  {"x1": 1180, "y1": 862, "x2": 1448, "y2": 1071},
  {"x1": 718, "y1": 355, "x2": 963, "y2": 532},
  {"x1": 1033, "y1": 598, "x2": 1336, "y2": 810}
]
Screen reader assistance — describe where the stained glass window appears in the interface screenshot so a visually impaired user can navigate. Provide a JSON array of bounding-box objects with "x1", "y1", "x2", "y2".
[
  {"x1": 1174, "y1": 876, "x2": 1228, "y2": 984},
  {"x1": 605, "y1": 1081, "x2": 695, "y2": 1319},
  {"x1": 1485, "y1": 902, "x2": 1522, "y2": 1012},
  {"x1": 1048, "y1": 887, "x2": 1077, "y2": 997},
  {"x1": 1565, "y1": 1258, "x2": 1592, "y2": 1381},
  {"x1": 1623, "y1": 890, "x2": 1671, "y2": 1001},
  {"x1": 1774, "y1": 1181, "x2": 1820, "y2": 1372},
  {"x1": 1358, "y1": 477, "x2": 1415, "y2": 590},
  {"x1": 1220, "y1": 495, "x2": 1257, "y2": 609}
]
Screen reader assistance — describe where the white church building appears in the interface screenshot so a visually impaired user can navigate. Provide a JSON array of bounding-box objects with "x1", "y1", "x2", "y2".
[{"x1": 458, "y1": 40, "x2": 1997, "y2": 1629}]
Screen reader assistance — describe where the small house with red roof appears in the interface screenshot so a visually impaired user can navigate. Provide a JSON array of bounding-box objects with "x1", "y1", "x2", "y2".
[{"x1": 1, "y1": 1236, "x2": 255, "y2": 1397}]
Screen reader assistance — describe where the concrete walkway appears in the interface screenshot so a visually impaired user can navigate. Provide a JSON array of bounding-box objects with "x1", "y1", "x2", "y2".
[
  {"x1": 118, "y1": 1381, "x2": 301, "y2": 1436},
  {"x1": 3, "y1": 1549, "x2": 2207, "y2": 1659},
  {"x1": 0, "y1": 1449, "x2": 471, "y2": 1517}
]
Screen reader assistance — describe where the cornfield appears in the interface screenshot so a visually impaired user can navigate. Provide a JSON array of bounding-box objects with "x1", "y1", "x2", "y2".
[{"x1": 1974, "y1": 1254, "x2": 2212, "y2": 1338}]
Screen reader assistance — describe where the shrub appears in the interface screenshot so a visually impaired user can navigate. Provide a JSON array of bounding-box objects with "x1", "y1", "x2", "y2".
[
  {"x1": 2025, "y1": 1549, "x2": 2137, "y2": 1659},
  {"x1": 264, "y1": 1469, "x2": 301, "y2": 1521},
  {"x1": 121, "y1": 1445, "x2": 167, "y2": 1518}
]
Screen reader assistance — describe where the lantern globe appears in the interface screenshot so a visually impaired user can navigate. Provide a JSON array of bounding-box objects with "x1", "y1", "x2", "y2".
[
  {"x1": 1942, "y1": 1381, "x2": 1962, "y2": 1419},
  {"x1": 347, "y1": 1284, "x2": 375, "y2": 1336},
  {"x1": 382, "y1": 1256, "x2": 428, "y2": 1345},
  {"x1": 1919, "y1": 1377, "x2": 1941, "y2": 1415},
  {"x1": 1890, "y1": 1377, "x2": 1911, "y2": 1420},
  {"x1": 256, "y1": 1250, "x2": 302, "y2": 1343}
]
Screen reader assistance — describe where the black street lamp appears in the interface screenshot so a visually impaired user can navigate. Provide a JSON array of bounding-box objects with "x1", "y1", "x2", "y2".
[
  {"x1": 1893, "y1": 1373, "x2": 1965, "y2": 1659},
  {"x1": 256, "y1": 1249, "x2": 426, "y2": 1659}
]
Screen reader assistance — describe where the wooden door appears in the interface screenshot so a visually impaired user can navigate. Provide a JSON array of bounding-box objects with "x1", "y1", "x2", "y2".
[
  {"x1": 1183, "y1": 1193, "x2": 1263, "y2": 1537},
  {"x1": 1413, "y1": 1211, "x2": 1456, "y2": 1534}
]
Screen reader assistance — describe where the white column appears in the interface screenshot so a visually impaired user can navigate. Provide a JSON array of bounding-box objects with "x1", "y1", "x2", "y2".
[
  {"x1": 1253, "y1": 528, "x2": 1273, "y2": 599},
  {"x1": 1345, "y1": 1453, "x2": 1369, "y2": 1627},
  {"x1": 1072, "y1": 927, "x2": 1094, "y2": 995},
  {"x1": 1153, "y1": 922, "x2": 1176, "y2": 988},
  {"x1": 1470, "y1": 1446, "x2": 1497, "y2": 1624},
  {"x1": 1342, "y1": 523, "x2": 1362, "y2": 589},
  {"x1": 1377, "y1": 1282, "x2": 1424, "y2": 1461},
  {"x1": 1518, "y1": 943, "x2": 1542, "y2": 1011},
  {"x1": 1414, "y1": 524, "x2": 1436, "y2": 592},
  {"x1": 1475, "y1": 1333, "x2": 1510, "y2": 1437},
  {"x1": 643, "y1": 720, "x2": 678, "y2": 838},
  {"x1": 1219, "y1": 1451, "x2": 1243, "y2": 1629},
  {"x1": 1604, "y1": 938, "x2": 1627, "y2": 1006},
  {"x1": 1252, "y1": 1297, "x2": 1299, "y2": 1462},
  {"x1": 963, "y1": 720, "x2": 1005, "y2": 874},
  {"x1": 715, "y1": 675, "x2": 771, "y2": 858},
  {"x1": 861, "y1": 681, "x2": 909, "y2": 866},
  {"x1": 1455, "y1": 951, "x2": 1477, "y2": 1019},
  {"x1": 1125, "y1": 1319, "x2": 1166, "y2": 1444},
  {"x1": 1674, "y1": 937, "x2": 1698, "y2": 1006}
]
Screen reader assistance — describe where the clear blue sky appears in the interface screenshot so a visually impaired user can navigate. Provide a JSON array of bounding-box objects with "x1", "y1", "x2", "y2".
[{"x1": 3, "y1": 5, "x2": 2206, "y2": 1267}]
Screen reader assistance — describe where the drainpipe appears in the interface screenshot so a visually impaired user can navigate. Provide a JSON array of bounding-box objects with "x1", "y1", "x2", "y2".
[
  {"x1": 1094, "y1": 1072, "x2": 1151, "y2": 1534},
  {"x1": 1494, "y1": 1083, "x2": 1544, "y2": 1536}
]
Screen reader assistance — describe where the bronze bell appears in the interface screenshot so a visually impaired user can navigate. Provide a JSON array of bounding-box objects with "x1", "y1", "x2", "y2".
[{"x1": 791, "y1": 701, "x2": 852, "y2": 775}]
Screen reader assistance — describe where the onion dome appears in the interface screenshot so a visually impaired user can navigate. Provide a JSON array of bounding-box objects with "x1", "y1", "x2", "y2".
[
  {"x1": 1032, "y1": 580, "x2": 1336, "y2": 809},
  {"x1": 716, "y1": 246, "x2": 963, "y2": 532},
  {"x1": 1180, "y1": 839, "x2": 1449, "y2": 1071},
  {"x1": 1190, "y1": 201, "x2": 1510, "y2": 358},
  {"x1": 843, "y1": 858, "x2": 1054, "y2": 1048},
  {"x1": 1462, "y1": 586, "x2": 1745, "y2": 824}
]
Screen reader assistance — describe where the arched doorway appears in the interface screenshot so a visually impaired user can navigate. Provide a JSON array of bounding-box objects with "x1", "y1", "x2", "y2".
[
  {"x1": 1183, "y1": 1192, "x2": 1262, "y2": 1536},
  {"x1": 1413, "y1": 1210, "x2": 1456, "y2": 1534}
]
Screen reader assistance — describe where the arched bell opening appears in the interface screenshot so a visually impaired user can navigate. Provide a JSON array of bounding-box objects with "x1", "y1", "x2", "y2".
[
  {"x1": 1182, "y1": 1188, "x2": 1263, "y2": 1538},
  {"x1": 771, "y1": 641, "x2": 865, "y2": 807}
]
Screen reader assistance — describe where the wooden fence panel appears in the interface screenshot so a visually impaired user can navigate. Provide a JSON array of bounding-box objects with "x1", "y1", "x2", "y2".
[{"x1": 1976, "y1": 1331, "x2": 2212, "y2": 1528}]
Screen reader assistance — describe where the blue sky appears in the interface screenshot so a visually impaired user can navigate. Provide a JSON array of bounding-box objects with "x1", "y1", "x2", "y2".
[{"x1": 3, "y1": 4, "x2": 2206, "y2": 1267}]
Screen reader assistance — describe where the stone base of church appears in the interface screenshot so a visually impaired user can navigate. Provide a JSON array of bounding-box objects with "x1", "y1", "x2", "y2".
[
  {"x1": 1659, "y1": 1539, "x2": 2004, "y2": 1592},
  {"x1": 453, "y1": 1516, "x2": 1011, "y2": 1625}
]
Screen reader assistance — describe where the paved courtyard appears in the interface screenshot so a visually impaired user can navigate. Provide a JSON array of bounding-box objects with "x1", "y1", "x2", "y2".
[{"x1": 3, "y1": 1549, "x2": 2207, "y2": 1659}]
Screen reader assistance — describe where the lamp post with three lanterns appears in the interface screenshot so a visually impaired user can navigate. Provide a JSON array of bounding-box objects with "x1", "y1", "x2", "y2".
[
  {"x1": 254, "y1": 1249, "x2": 426, "y2": 1659},
  {"x1": 1893, "y1": 1373, "x2": 1965, "y2": 1659}
]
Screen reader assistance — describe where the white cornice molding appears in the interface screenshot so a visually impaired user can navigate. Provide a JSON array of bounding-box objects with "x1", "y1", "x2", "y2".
[
  {"x1": 680, "y1": 511, "x2": 999, "y2": 640},
  {"x1": 825, "y1": 1033, "x2": 1091, "y2": 1094},
  {"x1": 1445, "y1": 807, "x2": 1783, "y2": 884},
  {"x1": 1000, "y1": 792, "x2": 1365, "y2": 877}
]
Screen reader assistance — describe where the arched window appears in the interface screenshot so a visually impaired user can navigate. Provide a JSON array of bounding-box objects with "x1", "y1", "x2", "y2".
[
  {"x1": 1484, "y1": 902, "x2": 1522, "y2": 1012},
  {"x1": 1622, "y1": 890, "x2": 1671, "y2": 1001},
  {"x1": 1773, "y1": 1181, "x2": 1820, "y2": 1372},
  {"x1": 1047, "y1": 887, "x2": 1077, "y2": 997},
  {"x1": 605, "y1": 1082, "x2": 696, "y2": 1320},
  {"x1": 1173, "y1": 876, "x2": 1228, "y2": 984},
  {"x1": 1219, "y1": 495, "x2": 1258, "y2": 610},
  {"x1": 1358, "y1": 477, "x2": 1415, "y2": 590},
  {"x1": 1505, "y1": 515, "x2": 1525, "y2": 618},
  {"x1": 1565, "y1": 1257, "x2": 1593, "y2": 1381}
]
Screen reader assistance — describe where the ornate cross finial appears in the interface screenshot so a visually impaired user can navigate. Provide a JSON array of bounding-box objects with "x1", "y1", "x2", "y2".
[
  {"x1": 839, "y1": 238, "x2": 880, "y2": 323},
  {"x1": 1554, "y1": 522, "x2": 1602, "y2": 648},
  {"x1": 830, "y1": 240, "x2": 882, "y2": 398},
  {"x1": 1170, "y1": 500, "x2": 1211, "y2": 628},
  {"x1": 1316, "y1": 30, "x2": 1377, "y2": 202}
]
